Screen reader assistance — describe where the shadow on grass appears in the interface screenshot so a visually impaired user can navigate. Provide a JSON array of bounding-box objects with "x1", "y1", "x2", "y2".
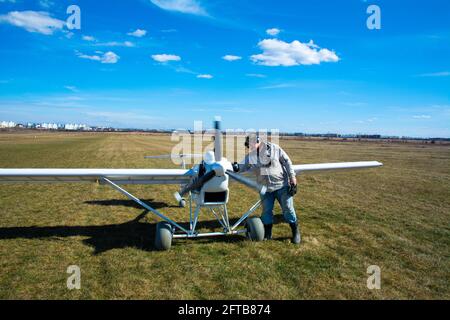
[
  {"x1": 84, "y1": 198, "x2": 179, "y2": 209},
  {"x1": 0, "y1": 210, "x2": 254, "y2": 254},
  {"x1": 0, "y1": 188, "x2": 294, "y2": 254}
]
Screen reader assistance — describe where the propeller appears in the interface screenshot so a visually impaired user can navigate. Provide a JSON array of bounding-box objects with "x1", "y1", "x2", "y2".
[
  {"x1": 174, "y1": 170, "x2": 216, "y2": 202},
  {"x1": 226, "y1": 170, "x2": 267, "y2": 196},
  {"x1": 213, "y1": 116, "x2": 222, "y2": 162},
  {"x1": 175, "y1": 168, "x2": 267, "y2": 203}
]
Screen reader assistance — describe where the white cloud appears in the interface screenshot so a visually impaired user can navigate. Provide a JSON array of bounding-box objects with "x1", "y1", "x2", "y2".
[
  {"x1": 85, "y1": 111, "x2": 159, "y2": 125},
  {"x1": 173, "y1": 65, "x2": 196, "y2": 74},
  {"x1": 64, "y1": 31, "x2": 74, "y2": 39},
  {"x1": 39, "y1": 0, "x2": 54, "y2": 8},
  {"x1": 82, "y1": 36, "x2": 135, "y2": 47},
  {"x1": 161, "y1": 28, "x2": 177, "y2": 33},
  {"x1": 197, "y1": 74, "x2": 213, "y2": 79},
  {"x1": 413, "y1": 115, "x2": 432, "y2": 119},
  {"x1": 151, "y1": 54, "x2": 181, "y2": 62},
  {"x1": 64, "y1": 86, "x2": 79, "y2": 93},
  {"x1": 82, "y1": 35, "x2": 96, "y2": 41},
  {"x1": 99, "y1": 52, "x2": 120, "y2": 64},
  {"x1": 76, "y1": 51, "x2": 120, "y2": 64},
  {"x1": 417, "y1": 71, "x2": 450, "y2": 77},
  {"x1": 259, "y1": 83, "x2": 296, "y2": 90},
  {"x1": 353, "y1": 117, "x2": 378, "y2": 124},
  {"x1": 150, "y1": 0, "x2": 207, "y2": 16},
  {"x1": 251, "y1": 38, "x2": 340, "y2": 67},
  {"x1": 342, "y1": 102, "x2": 368, "y2": 107},
  {"x1": 246, "y1": 73, "x2": 266, "y2": 78},
  {"x1": 266, "y1": 28, "x2": 280, "y2": 36},
  {"x1": 95, "y1": 41, "x2": 135, "y2": 47},
  {"x1": 127, "y1": 29, "x2": 147, "y2": 37},
  {"x1": 222, "y1": 54, "x2": 242, "y2": 61},
  {"x1": 0, "y1": 11, "x2": 64, "y2": 35}
]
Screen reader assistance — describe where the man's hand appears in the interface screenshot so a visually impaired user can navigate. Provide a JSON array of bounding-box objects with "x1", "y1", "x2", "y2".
[
  {"x1": 288, "y1": 176, "x2": 298, "y2": 196},
  {"x1": 290, "y1": 176, "x2": 297, "y2": 186}
]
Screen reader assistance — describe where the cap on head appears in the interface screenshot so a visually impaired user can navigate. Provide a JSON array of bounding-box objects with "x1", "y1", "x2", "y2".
[{"x1": 245, "y1": 133, "x2": 260, "y2": 148}]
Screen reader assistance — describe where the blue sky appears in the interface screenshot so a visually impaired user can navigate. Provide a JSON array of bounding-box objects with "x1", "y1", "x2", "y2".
[{"x1": 0, "y1": 0, "x2": 449, "y2": 137}]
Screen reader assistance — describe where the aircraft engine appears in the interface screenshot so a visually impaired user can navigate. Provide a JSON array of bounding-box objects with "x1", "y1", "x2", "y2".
[
  {"x1": 199, "y1": 158, "x2": 232, "y2": 205},
  {"x1": 175, "y1": 151, "x2": 233, "y2": 206}
]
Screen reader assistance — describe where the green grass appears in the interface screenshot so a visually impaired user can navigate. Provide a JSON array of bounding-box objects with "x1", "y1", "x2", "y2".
[{"x1": 0, "y1": 132, "x2": 449, "y2": 299}]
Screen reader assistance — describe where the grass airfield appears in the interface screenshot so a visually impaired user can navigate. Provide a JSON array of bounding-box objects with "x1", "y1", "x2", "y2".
[{"x1": 0, "y1": 132, "x2": 449, "y2": 299}]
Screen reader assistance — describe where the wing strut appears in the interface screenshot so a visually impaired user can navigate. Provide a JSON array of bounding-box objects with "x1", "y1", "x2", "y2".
[{"x1": 102, "y1": 178, "x2": 189, "y2": 234}]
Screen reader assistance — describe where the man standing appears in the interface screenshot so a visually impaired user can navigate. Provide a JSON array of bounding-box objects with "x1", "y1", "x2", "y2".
[{"x1": 234, "y1": 134, "x2": 301, "y2": 244}]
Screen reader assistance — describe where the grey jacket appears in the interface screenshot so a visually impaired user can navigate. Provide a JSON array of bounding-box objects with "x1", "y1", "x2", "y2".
[{"x1": 238, "y1": 142, "x2": 296, "y2": 192}]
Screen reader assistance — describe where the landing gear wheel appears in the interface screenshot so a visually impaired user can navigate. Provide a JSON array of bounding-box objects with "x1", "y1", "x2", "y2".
[
  {"x1": 155, "y1": 221, "x2": 173, "y2": 251},
  {"x1": 246, "y1": 217, "x2": 265, "y2": 241},
  {"x1": 179, "y1": 198, "x2": 186, "y2": 208}
]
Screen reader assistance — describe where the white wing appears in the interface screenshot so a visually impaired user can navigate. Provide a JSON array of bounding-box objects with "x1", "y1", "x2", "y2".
[
  {"x1": 144, "y1": 154, "x2": 202, "y2": 159},
  {"x1": 0, "y1": 161, "x2": 382, "y2": 184},
  {"x1": 292, "y1": 161, "x2": 382, "y2": 174},
  {"x1": 0, "y1": 168, "x2": 193, "y2": 185}
]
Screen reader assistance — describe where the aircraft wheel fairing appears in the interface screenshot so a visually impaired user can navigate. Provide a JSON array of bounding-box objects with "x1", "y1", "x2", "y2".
[
  {"x1": 246, "y1": 217, "x2": 264, "y2": 241},
  {"x1": 155, "y1": 221, "x2": 173, "y2": 251}
]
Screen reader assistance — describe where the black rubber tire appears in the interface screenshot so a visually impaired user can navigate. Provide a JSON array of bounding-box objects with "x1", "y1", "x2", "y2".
[
  {"x1": 155, "y1": 221, "x2": 173, "y2": 251},
  {"x1": 246, "y1": 217, "x2": 265, "y2": 241}
]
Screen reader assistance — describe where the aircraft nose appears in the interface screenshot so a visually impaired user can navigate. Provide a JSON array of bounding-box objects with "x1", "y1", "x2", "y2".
[{"x1": 212, "y1": 162, "x2": 225, "y2": 176}]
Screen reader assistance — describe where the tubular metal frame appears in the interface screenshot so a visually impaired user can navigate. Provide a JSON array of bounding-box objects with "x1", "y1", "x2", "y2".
[{"x1": 102, "y1": 177, "x2": 262, "y2": 240}]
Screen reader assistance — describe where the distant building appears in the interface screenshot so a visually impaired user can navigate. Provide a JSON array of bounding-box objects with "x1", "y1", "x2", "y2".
[
  {"x1": 41, "y1": 123, "x2": 58, "y2": 130},
  {"x1": 64, "y1": 123, "x2": 91, "y2": 131},
  {"x1": 321, "y1": 133, "x2": 340, "y2": 138},
  {"x1": 0, "y1": 121, "x2": 16, "y2": 128},
  {"x1": 356, "y1": 134, "x2": 381, "y2": 139}
]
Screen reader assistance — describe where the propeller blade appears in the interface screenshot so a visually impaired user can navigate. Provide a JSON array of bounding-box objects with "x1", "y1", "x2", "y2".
[
  {"x1": 226, "y1": 170, "x2": 267, "y2": 196},
  {"x1": 213, "y1": 116, "x2": 222, "y2": 162},
  {"x1": 174, "y1": 170, "x2": 217, "y2": 201}
]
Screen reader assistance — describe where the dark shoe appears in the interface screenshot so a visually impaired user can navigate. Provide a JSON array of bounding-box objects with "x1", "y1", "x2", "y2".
[
  {"x1": 264, "y1": 224, "x2": 273, "y2": 240},
  {"x1": 289, "y1": 222, "x2": 301, "y2": 244}
]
